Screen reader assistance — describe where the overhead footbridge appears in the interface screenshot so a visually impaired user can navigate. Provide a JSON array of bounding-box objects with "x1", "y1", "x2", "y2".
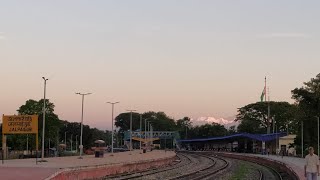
[{"x1": 124, "y1": 131, "x2": 180, "y2": 149}]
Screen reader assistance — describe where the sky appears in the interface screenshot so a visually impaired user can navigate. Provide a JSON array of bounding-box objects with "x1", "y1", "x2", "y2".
[{"x1": 0, "y1": 1, "x2": 319, "y2": 130}]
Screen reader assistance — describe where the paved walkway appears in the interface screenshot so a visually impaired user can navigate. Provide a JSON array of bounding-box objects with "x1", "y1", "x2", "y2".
[{"x1": 0, "y1": 150, "x2": 175, "y2": 180}]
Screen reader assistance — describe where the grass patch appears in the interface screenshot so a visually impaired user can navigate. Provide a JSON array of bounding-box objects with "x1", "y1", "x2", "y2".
[{"x1": 230, "y1": 162, "x2": 250, "y2": 180}]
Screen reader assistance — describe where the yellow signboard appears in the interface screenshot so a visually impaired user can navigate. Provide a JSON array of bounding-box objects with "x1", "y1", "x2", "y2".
[{"x1": 2, "y1": 115, "x2": 38, "y2": 134}]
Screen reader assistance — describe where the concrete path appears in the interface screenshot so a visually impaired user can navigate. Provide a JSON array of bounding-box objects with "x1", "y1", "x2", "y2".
[
  {"x1": 0, "y1": 167, "x2": 58, "y2": 180},
  {"x1": 0, "y1": 150, "x2": 175, "y2": 180}
]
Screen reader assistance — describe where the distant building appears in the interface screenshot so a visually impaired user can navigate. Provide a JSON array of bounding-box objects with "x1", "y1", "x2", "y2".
[{"x1": 278, "y1": 134, "x2": 296, "y2": 153}]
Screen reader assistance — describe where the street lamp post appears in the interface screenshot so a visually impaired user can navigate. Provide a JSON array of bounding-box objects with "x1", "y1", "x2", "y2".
[
  {"x1": 41, "y1": 77, "x2": 48, "y2": 162},
  {"x1": 126, "y1": 109, "x2": 136, "y2": 152},
  {"x1": 76, "y1": 92, "x2": 92, "y2": 159},
  {"x1": 107, "y1": 102, "x2": 119, "y2": 155}
]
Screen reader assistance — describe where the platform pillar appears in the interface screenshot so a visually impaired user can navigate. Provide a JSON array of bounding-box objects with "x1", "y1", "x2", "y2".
[{"x1": 262, "y1": 141, "x2": 266, "y2": 155}]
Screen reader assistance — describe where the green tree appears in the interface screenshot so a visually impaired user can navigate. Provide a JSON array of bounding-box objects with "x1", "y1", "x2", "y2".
[
  {"x1": 176, "y1": 117, "x2": 192, "y2": 139},
  {"x1": 235, "y1": 101, "x2": 297, "y2": 134},
  {"x1": 17, "y1": 99, "x2": 55, "y2": 115},
  {"x1": 60, "y1": 121, "x2": 81, "y2": 150},
  {"x1": 292, "y1": 73, "x2": 320, "y2": 154},
  {"x1": 115, "y1": 112, "x2": 141, "y2": 133},
  {"x1": 188, "y1": 123, "x2": 227, "y2": 138},
  {"x1": 61, "y1": 121, "x2": 112, "y2": 150},
  {"x1": 9, "y1": 99, "x2": 62, "y2": 151},
  {"x1": 228, "y1": 125, "x2": 237, "y2": 134},
  {"x1": 143, "y1": 111, "x2": 176, "y2": 131},
  {"x1": 115, "y1": 111, "x2": 177, "y2": 133}
]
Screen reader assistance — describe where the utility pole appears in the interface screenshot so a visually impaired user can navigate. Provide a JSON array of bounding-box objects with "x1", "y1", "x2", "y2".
[
  {"x1": 140, "y1": 114, "x2": 142, "y2": 150},
  {"x1": 267, "y1": 83, "x2": 271, "y2": 134},
  {"x1": 71, "y1": 134, "x2": 73, "y2": 152},
  {"x1": 150, "y1": 124, "x2": 153, "y2": 146},
  {"x1": 275, "y1": 124, "x2": 278, "y2": 150},
  {"x1": 317, "y1": 116, "x2": 319, "y2": 156},
  {"x1": 165, "y1": 137, "x2": 167, "y2": 151},
  {"x1": 27, "y1": 134, "x2": 29, "y2": 154},
  {"x1": 302, "y1": 121, "x2": 304, "y2": 158},
  {"x1": 144, "y1": 118, "x2": 147, "y2": 148},
  {"x1": 76, "y1": 135, "x2": 78, "y2": 153},
  {"x1": 148, "y1": 121, "x2": 152, "y2": 150},
  {"x1": 185, "y1": 124, "x2": 188, "y2": 139},
  {"x1": 65, "y1": 131, "x2": 67, "y2": 149},
  {"x1": 273, "y1": 117, "x2": 275, "y2": 134}
]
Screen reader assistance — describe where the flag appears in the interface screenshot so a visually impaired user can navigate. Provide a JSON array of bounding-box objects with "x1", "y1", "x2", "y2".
[{"x1": 260, "y1": 87, "x2": 266, "y2": 102}]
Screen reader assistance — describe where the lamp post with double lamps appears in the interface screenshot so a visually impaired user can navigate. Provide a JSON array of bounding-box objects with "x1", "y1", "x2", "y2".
[
  {"x1": 76, "y1": 92, "x2": 92, "y2": 159},
  {"x1": 107, "y1": 102, "x2": 119, "y2": 155}
]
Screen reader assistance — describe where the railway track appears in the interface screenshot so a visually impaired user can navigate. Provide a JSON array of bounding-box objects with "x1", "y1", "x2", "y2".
[
  {"x1": 257, "y1": 169, "x2": 264, "y2": 180},
  {"x1": 188, "y1": 151, "x2": 294, "y2": 180},
  {"x1": 105, "y1": 152, "x2": 228, "y2": 180},
  {"x1": 170, "y1": 154, "x2": 229, "y2": 180},
  {"x1": 256, "y1": 165, "x2": 282, "y2": 180},
  {"x1": 257, "y1": 163, "x2": 290, "y2": 180},
  {"x1": 105, "y1": 153, "x2": 194, "y2": 179},
  {"x1": 104, "y1": 151, "x2": 292, "y2": 180}
]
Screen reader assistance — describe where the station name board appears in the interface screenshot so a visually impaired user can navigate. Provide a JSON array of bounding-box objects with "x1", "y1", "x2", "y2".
[{"x1": 2, "y1": 115, "x2": 38, "y2": 134}]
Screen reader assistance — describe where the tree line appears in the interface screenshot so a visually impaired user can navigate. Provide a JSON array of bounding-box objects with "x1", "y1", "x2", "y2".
[
  {"x1": 0, "y1": 103, "x2": 231, "y2": 151},
  {"x1": 0, "y1": 99, "x2": 111, "y2": 151},
  {"x1": 1, "y1": 73, "x2": 319, "y2": 155}
]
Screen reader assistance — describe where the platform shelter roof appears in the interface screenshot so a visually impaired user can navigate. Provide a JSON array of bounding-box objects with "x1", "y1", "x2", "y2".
[{"x1": 178, "y1": 132, "x2": 287, "y2": 143}]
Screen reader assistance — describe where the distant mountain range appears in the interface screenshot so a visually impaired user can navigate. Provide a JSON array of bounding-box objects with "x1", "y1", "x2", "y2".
[{"x1": 191, "y1": 116, "x2": 239, "y2": 129}]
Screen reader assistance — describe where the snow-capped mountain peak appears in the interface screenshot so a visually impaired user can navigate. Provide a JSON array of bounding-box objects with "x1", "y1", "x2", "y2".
[{"x1": 191, "y1": 116, "x2": 239, "y2": 128}]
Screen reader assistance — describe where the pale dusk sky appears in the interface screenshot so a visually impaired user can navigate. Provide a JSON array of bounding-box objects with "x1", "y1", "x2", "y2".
[{"x1": 0, "y1": 1, "x2": 319, "y2": 130}]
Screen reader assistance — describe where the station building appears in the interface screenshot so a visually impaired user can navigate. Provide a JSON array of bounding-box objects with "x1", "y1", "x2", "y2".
[{"x1": 177, "y1": 132, "x2": 296, "y2": 155}]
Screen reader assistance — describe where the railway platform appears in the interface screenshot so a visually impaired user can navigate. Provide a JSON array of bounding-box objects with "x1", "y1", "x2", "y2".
[
  {"x1": 0, "y1": 150, "x2": 176, "y2": 180},
  {"x1": 249, "y1": 154, "x2": 312, "y2": 180}
]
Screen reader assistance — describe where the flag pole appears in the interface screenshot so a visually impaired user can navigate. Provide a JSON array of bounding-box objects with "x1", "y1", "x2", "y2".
[
  {"x1": 265, "y1": 76, "x2": 267, "y2": 102},
  {"x1": 267, "y1": 77, "x2": 271, "y2": 134}
]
